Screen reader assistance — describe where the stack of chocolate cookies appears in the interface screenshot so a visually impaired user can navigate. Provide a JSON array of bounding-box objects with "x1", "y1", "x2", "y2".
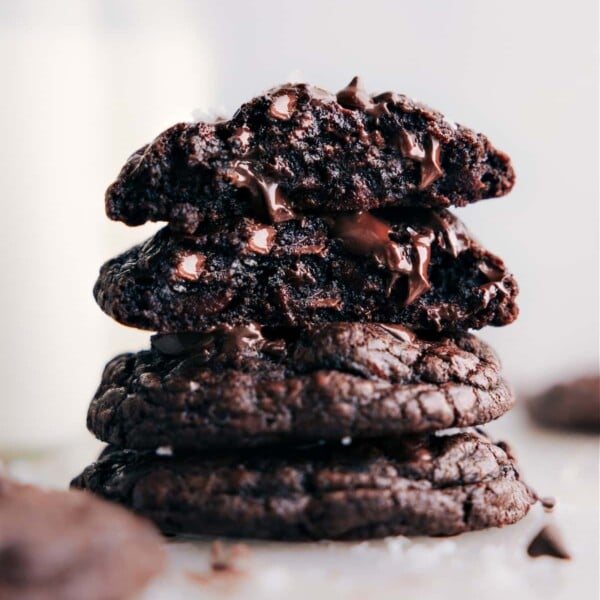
[{"x1": 73, "y1": 78, "x2": 537, "y2": 540}]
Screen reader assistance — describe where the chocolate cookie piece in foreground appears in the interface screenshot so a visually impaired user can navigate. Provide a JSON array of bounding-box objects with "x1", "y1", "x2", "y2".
[
  {"x1": 88, "y1": 323, "x2": 514, "y2": 450},
  {"x1": 71, "y1": 430, "x2": 535, "y2": 540},
  {"x1": 94, "y1": 208, "x2": 518, "y2": 332},
  {"x1": 0, "y1": 476, "x2": 164, "y2": 600},
  {"x1": 105, "y1": 79, "x2": 515, "y2": 232},
  {"x1": 528, "y1": 375, "x2": 600, "y2": 432}
]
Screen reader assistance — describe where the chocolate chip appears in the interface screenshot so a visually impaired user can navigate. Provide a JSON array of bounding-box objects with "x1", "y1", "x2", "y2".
[{"x1": 527, "y1": 525, "x2": 571, "y2": 560}]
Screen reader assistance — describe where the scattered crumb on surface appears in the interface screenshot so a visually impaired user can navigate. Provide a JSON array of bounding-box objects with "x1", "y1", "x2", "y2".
[{"x1": 185, "y1": 540, "x2": 251, "y2": 584}]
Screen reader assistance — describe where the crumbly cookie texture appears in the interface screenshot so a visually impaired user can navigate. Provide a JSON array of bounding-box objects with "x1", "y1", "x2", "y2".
[
  {"x1": 94, "y1": 209, "x2": 518, "y2": 332},
  {"x1": 106, "y1": 78, "x2": 515, "y2": 232},
  {"x1": 87, "y1": 323, "x2": 514, "y2": 450},
  {"x1": 71, "y1": 430, "x2": 535, "y2": 540},
  {"x1": 0, "y1": 476, "x2": 164, "y2": 600}
]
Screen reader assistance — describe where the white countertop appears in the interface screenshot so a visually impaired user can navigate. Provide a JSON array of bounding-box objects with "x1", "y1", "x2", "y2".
[{"x1": 5, "y1": 407, "x2": 598, "y2": 600}]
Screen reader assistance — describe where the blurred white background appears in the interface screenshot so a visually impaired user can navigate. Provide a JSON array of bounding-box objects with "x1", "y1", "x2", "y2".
[{"x1": 0, "y1": 0, "x2": 597, "y2": 449}]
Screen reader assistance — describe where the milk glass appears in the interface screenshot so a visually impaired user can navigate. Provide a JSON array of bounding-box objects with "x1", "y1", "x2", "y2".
[{"x1": 0, "y1": 1, "x2": 214, "y2": 452}]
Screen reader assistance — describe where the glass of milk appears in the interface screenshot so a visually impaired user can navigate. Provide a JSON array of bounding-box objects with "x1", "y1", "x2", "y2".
[{"x1": 0, "y1": 0, "x2": 215, "y2": 453}]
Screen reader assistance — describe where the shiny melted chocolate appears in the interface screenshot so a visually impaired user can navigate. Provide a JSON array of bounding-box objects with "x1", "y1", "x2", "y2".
[
  {"x1": 269, "y1": 92, "x2": 297, "y2": 120},
  {"x1": 247, "y1": 225, "x2": 276, "y2": 255},
  {"x1": 152, "y1": 323, "x2": 265, "y2": 357},
  {"x1": 427, "y1": 211, "x2": 470, "y2": 257},
  {"x1": 478, "y1": 262, "x2": 510, "y2": 308},
  {"x1": 226, "y1": 78, "x2": 448, "y2": 224},
  {"x1": 228, "y1": 161, "x2": 296, "y2": 223},
  {"x1": 336, "y1": 77, "x2": 391, "y2": 122},
  {"x1": 405, "y1": 230, "x2": 434, "y2": 304},
  {"x1": 398, "y1": 130, "x2": 426, "y2": 161},
  {"x1": 174, "y1": 252, "x2": 206, "y2": 281},
  {"x1": 336, "y1": 76, "x2": 374, "y2": 111},
  {"x1": 328, "y1": 211, "x2": 433, "y2": 304},
  {"x1": 308, "y1": 296, "x2": 343, "y2": 310},
  {"x1": 398, "y1": 130, "x2": 443, "y2": 189},
  {"x1": 336, "y1": 77, "x2": 444, "y2": 189}
]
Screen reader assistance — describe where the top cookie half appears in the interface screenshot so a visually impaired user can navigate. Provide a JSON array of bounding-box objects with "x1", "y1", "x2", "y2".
[{"x1": 106, "y1": 78, "x2": 515, "y2": 232}]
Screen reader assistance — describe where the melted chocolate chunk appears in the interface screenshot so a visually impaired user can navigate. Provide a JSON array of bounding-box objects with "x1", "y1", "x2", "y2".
[
  {"x1": 246, "y1": 225, "x2": 276, "y2": 254},
  {"x1": 398, "y1": 129, "x2": 426, "y2": 160},
  {"x1": 527, "y1": 525, "x2": 571, "y2": 560},
  {"x1": 93, "y1": 209, "x2": 519, "y2": 332},
  {"x1": 328, "y1": 212, "x2": 415, "y2": 298},
  {"x1": 105, "y1": 80, "x2": 515, "y2": 230},
  {"x1": 151, "y1": 324, "x2": 264, "y2": 358},
  {"x1": 336, "y1": 76, "x2": 374, "y2": 110},
  {"x1": 269, "y1": 90, "x2": 297, "y2": 120},
  {"x1": 227, "y1": 161, "x2": 296, "y2": 223},
  {"x1": 173, "y1": 252, "x2": 205, "y2": 281}
]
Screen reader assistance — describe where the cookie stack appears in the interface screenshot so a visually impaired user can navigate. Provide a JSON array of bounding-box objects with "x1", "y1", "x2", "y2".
[{"x1": 73, "y1": 78, "x2": 536, "y2": 539}]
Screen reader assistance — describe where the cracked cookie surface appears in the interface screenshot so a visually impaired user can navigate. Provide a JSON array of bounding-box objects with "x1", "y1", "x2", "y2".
[
  {"x1": 71, "y1": 430, "x2": 535, "y2": 540},
  {"x1": 87, "y1": 323, "x2": 514, "y2": 450}
]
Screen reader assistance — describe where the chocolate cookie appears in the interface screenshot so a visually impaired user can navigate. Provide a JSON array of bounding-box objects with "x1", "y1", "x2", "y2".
[
  {"x1": 528, "y1": 375, "x2": 600, "y2": 432},
  {"x1": 94, "y1": 208, "x2": 518, "y2": 332},
  {"x1": 71, "y1": 430, "x2": 535, "y2": 540},
  {"x1": 105, "y1": 79, "x2": 515, "y2": 232},
  {"x1": 88, "y1": 323, "x2": 514, "y2": 450},
  {"x1": 0, "y1": 476, "x2": 164, "y2": 600}
]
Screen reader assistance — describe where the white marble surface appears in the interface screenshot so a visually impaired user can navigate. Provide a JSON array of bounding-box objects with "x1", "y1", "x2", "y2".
[{"x1": 5, "y1": 408, "x2": 598, "y2": 600}]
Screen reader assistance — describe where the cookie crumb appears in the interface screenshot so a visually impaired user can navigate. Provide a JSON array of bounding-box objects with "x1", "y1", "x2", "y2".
[
  {"x1": 539, "y1": 496, "x2": 556, "y2": 512},
  {"x1": 185, "y1": 541, "x2": 250, "y2": 585},
  {"x1": 211, "y1": 540, "x2": 250, "y2": 572}
]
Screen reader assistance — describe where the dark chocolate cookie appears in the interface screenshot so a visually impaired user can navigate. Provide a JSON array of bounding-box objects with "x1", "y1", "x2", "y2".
[
  {"x1": 94, "y1": 208, "x2": 518, "y2": 332},
  {"x1": 105, "y1": 79, "x2": 515, "y2": 232},
  {"x1": 88, "y1": 323, "x2": 514, "y2": 450},
  {"x1": 0, "y1": 476, "x2": 164, "y2": 600},
  {"x1": 528, "y1": 375, "x2": 600, "y2": 432},
  {"x1": 71, "y1": 430, "x2": 535, "y2": 540}
]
